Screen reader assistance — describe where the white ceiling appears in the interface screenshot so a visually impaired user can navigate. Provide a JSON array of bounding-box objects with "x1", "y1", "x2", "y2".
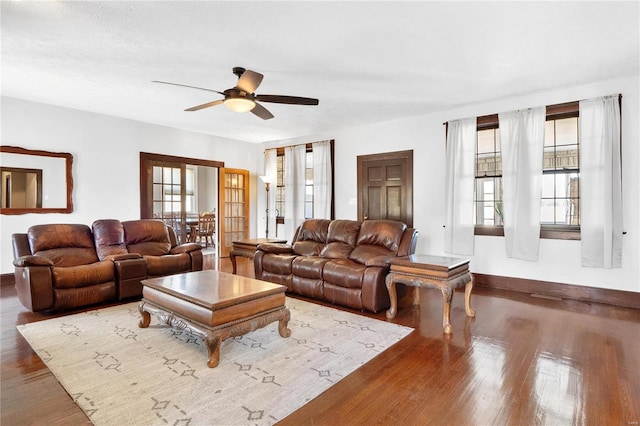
[{"x1": 2, "y1": 1, "x2": 638, "y2": 144}]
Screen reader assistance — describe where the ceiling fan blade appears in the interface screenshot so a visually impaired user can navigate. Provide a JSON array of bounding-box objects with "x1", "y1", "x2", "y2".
[
  {"x1": 152, "y1": 80, "x2": 224, "y2": 95},
  {"x1": 236, "y1": 70, "x2": 264, "y2": 93},
  {"x1": 184, "y1": 99, "x2": 224, "y2": 112},
  {"x1": 256, "y1": 94, "x2": 319, "y2": 105},
  {"x1": 251, "y1": 102, "x2": 274, "y2": 120}
]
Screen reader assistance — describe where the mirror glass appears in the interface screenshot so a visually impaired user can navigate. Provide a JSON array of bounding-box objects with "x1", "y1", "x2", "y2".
[
  {"x1": 0, "y1": 146, "x2": 73, "y2": 214},
  {"x1": 1, "y1": 167, "x2": 43, "y2": 208}
]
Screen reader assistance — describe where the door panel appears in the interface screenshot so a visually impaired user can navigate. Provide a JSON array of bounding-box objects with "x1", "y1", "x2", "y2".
[
  {"x1": 218, "y1": 168, "x2": 250, "y2": 257},
  {"x1": 357, "y1": 150, "x2": 413, "y2": 227}
]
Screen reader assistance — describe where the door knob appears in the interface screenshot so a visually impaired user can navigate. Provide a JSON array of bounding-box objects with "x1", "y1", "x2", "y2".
[{"x1": 363, "y1": 215, "x2": 368, "y2": 220}]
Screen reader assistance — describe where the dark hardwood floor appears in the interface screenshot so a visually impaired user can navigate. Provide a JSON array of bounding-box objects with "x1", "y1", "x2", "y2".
[{"x1": 2, "y1": 256, "x2": 639, "y2": 425}]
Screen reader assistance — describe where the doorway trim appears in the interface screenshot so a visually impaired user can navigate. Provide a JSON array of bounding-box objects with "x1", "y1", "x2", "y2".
[{"x1": 139, "y1": 152, "x2": 224, "y2": 219}]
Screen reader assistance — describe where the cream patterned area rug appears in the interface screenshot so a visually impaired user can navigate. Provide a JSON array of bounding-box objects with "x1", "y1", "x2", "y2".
[{"x1": 17, "y1": 297, "x2": 413, "y2": 425}]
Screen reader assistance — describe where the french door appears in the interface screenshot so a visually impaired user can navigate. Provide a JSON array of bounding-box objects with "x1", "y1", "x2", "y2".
[{"x1": 218, "y1": 168, "x2": 250, "y2": 257}]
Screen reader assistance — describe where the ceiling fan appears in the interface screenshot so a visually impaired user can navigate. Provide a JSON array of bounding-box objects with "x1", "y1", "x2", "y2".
[{"x1": 153, "y1": 67, "x2": 319, "y2": 120}]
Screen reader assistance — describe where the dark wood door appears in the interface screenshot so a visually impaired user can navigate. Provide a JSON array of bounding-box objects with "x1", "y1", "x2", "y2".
[{"x1": 357, "y1": 150, "x2": 413, "y2": 227}]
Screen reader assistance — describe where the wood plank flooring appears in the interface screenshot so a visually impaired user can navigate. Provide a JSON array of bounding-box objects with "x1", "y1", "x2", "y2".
[{"x1": 2, "y1": 256, "x2": 639, "y2": 425}]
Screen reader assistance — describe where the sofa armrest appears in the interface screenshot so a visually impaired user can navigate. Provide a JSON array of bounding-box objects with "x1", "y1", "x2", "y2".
[
  {"x1": 170, "y1": 243, "x2": 202, "y2": 254},
  {"x1": 13, "y1": 255, "x2": 54, "y2": 268},
  {"x1": 13, "y1": 264, "x2": 54, "y2": 312},
  {"x1": 256, "y1": 243, "x2": 294, "y2": 254}
]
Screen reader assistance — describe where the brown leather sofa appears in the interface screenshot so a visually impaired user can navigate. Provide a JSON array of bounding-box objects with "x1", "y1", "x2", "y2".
[
  {"x1": 12, "y1": 219, "x2": 203, "y2": 313},
  {"x1": 254, "y1": 219, "x2": 418, "y2": 313}
]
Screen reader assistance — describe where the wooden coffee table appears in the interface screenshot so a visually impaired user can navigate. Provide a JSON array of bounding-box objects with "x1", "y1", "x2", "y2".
[
  {"x1": 138, "y1": 270, "x2": 291, "y2": 368},
  {"x1": 385, "y1": 254, "x2": 475, "y2": 334},
  {"x1": 229, "y1": 238, "x2": 287, "y2": 274}
]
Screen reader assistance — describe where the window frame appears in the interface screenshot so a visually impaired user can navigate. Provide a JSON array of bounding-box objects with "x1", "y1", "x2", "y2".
[{"x1": 473, "y1": 101, "x2": 581, "y2": 241}]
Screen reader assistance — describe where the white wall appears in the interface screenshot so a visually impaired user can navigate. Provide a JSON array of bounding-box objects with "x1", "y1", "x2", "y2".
[
  {"x1": 4, "y1": 75, "x2": 638, "y2": 293},
  {"x1": 0, "y1": 97, "x2": 262, "y2": 274},
  {"x1": 262, "y1": 76, "x2": 640, "y2": 294}
]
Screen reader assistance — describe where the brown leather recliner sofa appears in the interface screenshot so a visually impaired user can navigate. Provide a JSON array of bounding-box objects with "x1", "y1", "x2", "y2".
[
  {"x1": 12, "y1": 219, "x2": 203, "y2": 313},
  {"x1": 254, "y1": 219, "x2": 418, "y2": 313}
]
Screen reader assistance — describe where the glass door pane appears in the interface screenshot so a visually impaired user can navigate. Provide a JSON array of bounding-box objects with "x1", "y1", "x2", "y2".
[
  {"x1": 151, "y1": 164, "x2": 186, "y2": 243},
  {"x1": 218, "y1": 168, "x2": 249, "y2": 257}
]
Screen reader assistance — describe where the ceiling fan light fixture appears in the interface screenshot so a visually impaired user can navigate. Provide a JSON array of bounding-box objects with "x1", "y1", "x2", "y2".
[{"x1": 224, "y1": 97, "x2": 255, "y2": 113}]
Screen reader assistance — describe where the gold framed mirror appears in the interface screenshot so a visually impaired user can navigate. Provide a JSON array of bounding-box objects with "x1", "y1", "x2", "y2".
[{"x1": 0, "y1": 146, "x2": 74, "y2": 214}]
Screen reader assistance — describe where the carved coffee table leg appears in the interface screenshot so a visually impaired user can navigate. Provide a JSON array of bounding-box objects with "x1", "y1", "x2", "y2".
[
  {"x1": 138, "y1": 302, "x2": 151, "y2": 328},
  {"x1": 385, "y1": 276, "x2": 398, "y2": 319},
  {"x1": 204, "y1": 334, "x2": 222, "y2": 368},
  {"x1": 278, "y1": 307, "x2": 292, "y2": 337},
  {"x1": 441, "y1": 287, "x2": 454, "y2": 334},
  {"x1": 464, "y1": 275, "x2": 476, "y2": 317}
]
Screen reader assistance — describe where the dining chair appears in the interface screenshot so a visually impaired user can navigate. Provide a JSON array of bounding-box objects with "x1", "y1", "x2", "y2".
[{"x1": 194, "y1": 212, "x2": 216, "y2": 248}]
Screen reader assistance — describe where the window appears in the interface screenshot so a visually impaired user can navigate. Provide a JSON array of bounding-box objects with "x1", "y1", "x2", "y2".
[
  {"x1": 305, "y1": 151, "x2": 313, "y2": 219},
  {"x1": 542, "y1": 117, "x2": 579, "y2": 227},
  {"x1": 274, "y1": 141, "x2": 334, "y2": 222},
  {"x1": 474, "y1": 102, "x2": 580, "y2": 240},
  {"x1": 474, "y1": 127, "x2": 503, "y2": 226},
  {"x1": 275, "y1": 154, "x2": 284, "y2": 219},
  {"x1": 275, "y1": 146, "x2": 314, "y2": 221}
]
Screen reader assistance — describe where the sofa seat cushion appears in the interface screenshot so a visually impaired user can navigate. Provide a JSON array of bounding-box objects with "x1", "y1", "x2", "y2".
[
  {"x1": 52, "y1": 260, "x2": 115, "y2": 289},
  {"x1": 36, "y1": 247, "x2": 100, "y2": 267},
  {"x1": 262, "y1": 253, "x2": 297, "y2": 275},
  {"x1": 349, "y1": 244, "x2": 395, "y2": 266},
  {"x1": 292, "y1": 256, "x2": 330, "y2": 279},
  {"x1": 144, "y1": 254, "x2": 191, "y2": 276},
  {"x1": 293, "y1": 240, "x2": 325, "y2": 256},
  {"x1": 323, "y1": 259, "x2": 366, "y2": 289},
  {"x1": 320, "y1": 242, "x2": 354, "y2": 259}
]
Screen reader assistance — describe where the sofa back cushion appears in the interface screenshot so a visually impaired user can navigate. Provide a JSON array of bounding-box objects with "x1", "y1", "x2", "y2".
[
  {"x1": 27, "y1": 224, "x2": 99, "y2": 267},
  {"x1": 122, "y1": 220, "x2": 171, "y2": 256},
  {"x1": 349, "y1": 220, "x2": 406, "y2": 265},
  {"x1": 292, "y1": 219, "x2": 331, "y2": 256},
  {"x1": 320, "y1": 220, "x2": 361, "y2": 259},
  {"x1": 92, "y1": 219, "x2": 128, "y2": 260}
]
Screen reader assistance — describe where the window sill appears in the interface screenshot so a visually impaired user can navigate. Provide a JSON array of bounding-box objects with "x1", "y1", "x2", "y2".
[{"x1": 475, "y1": 225, "x2": 580, "y2": 241}]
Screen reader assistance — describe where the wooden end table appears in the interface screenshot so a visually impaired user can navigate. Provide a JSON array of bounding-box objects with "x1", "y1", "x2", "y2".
[
  {"x1": 385, "y1": 254, "x2": 476, "y2": 334},
  {"x1": 139, "y1": 270, "x2": 291, "y2": 368},
  {"x1": 229, "y1": 238, "x2": 287, "y2": 274}
]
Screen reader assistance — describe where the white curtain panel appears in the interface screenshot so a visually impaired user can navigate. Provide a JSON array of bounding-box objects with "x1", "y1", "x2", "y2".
[
  {"x1": 284, "y1": 144, "x2": 307, "y2": 242},
  {"x1": 312, "y1": 141, "x2": 332, "y2": 219},
  {"x1": 499, "y1": 107, "x2": 546, "y2": 261},
  {"x1": 264, "y1": 149, "x2": 278, "y2": 239},
  {"x1": 444, "y1": 117, "x2": 476, "y2": 255},
  {"x1": 579, "y1": 95, "x2": 623, "y2": 268}
]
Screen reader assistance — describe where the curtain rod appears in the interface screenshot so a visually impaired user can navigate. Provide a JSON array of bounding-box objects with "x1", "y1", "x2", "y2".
[
  {"x1": 442, "y1": 93, "x2": 622, "y2": 126},
  {"x1": 264, "y1": 139, "x2": 333, "y2": 153}
]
